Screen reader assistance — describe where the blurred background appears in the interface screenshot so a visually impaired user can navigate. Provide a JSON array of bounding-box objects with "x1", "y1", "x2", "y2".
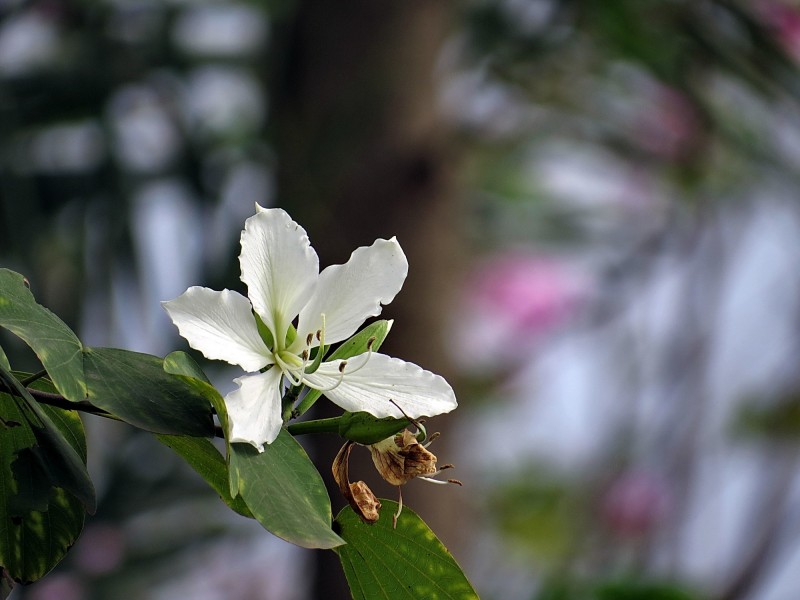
[{"x1": 2, "y1": 0, "x2": 800, "y2": 599}]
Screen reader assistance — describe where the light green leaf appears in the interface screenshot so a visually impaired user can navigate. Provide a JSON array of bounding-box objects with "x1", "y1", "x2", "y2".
[
  {"x1": 0, "y1": 393, "x2": 86, "y2": 584},
  {"x1": 335, "y1": 500, "x2": 478, "y2": 600},
  {"x1": 230, "y1": 430, "x2": 344, "y2": 549},
  {"x1": 297, "y1": 319, "x2": 392, "y2": 413},
  {"x1": 164, "y1": 351, "x2": 211, "y2": 384},
  {"x1": 156, "y1": 434, "x2": 252, "y2": 518},
  {"x1": 83, "y1": 347, "x2": 214, "y2": 436},
  {"x1": 0, "y1": 269, "x2": 86, "y2": 401}
]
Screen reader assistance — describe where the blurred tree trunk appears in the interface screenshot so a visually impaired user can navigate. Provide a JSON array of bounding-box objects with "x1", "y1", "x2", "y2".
[{"x1": 268, "y1": 0, "x2": 466, "y2": 596}]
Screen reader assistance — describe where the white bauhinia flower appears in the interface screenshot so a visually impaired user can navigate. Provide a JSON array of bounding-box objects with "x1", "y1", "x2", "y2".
[{"x1": 163, "y1": 206, "x2": 457, "y2": 451}]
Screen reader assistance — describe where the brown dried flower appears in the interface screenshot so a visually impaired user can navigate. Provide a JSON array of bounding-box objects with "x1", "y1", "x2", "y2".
[
  {"x1": 332, "y1": 441, "x2": 382, "y2": 524},
  {"x1": 368, "y1": 430, "x2": 439, "y2": 486}
]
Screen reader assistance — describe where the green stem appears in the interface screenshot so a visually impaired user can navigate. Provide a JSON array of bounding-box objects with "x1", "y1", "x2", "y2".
[
  {"x1": 293, "y1": 389, "x2": 320, "y2": 418},
  {"x1": 281, "y1": 385, "x2": 302, "y2": 421},
  {"x1": 286, "y1": 416, "x2": 342, "y2": 436}
]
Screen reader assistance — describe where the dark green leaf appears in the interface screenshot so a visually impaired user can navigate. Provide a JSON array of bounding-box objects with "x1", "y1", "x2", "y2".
[
  {"x1": 0, "y1": 393, "x2": 86, "y2": 584},
  {"x1": 335, "y1": 500, "x2": 478, "y2": 600},
  {"x1": 83, "y1": 347, "x2": 214, "y2": 436},
  {"x1": 0, "y1": 345, "x2": 9, "y2": 372},
  {"x1": 230, "y1": 430, "x2": 344, "y2": 549},
  {"x1": 0, "y1": 269, "x2": 86, "y2": 401},
  {"x1": 0, "y1": 367, "x2": 95, "y2": 514},
  {"x1": 156, "y1": 434, "x2": 252, "y2": 518}
]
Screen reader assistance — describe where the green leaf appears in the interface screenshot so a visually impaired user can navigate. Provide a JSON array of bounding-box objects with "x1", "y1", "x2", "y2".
[
  {"x1": 156, "y1": 434, "x2": 252, "y2": 518},
  {"x1": 0, "y1": 368, "x2": 95, "y2": 514},
  {"x1": 330, "y1": 320, "x2": 392, "y2": 361},
  {"x1": 334, "y1": 500, "x2": 478, "y2": 600},
  {"x1": 0, "y1": 393, "x2": 86, "y2": 584},
  {"x1": 296, "y1": 320, "x2": 392, "y2": 414},
  {"x1": 83, "y1": 347, "x2": 214, "y2": 436},
  {"x1": 0, "y1": 345, "x2": 9, "y2": 372},
  {"x1": 164, "y1": 351, "x2": 211, "y2": 384},
  {"x1": 161, "y1": 356, "x2": 239, "y2": 495},
  {"x1": 0, "y1": 269, "x2": 86, "y2": 401},
  {"x1": 230, "y1": 430, "x2": 344, "y2": 549}
]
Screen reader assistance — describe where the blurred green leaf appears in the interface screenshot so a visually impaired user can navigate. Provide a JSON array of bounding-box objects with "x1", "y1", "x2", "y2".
[
  {"x1": 0, "y1": 269, "x2": 86, "y2": 401},
  {"x1": 230, "y1": 430, "x2": 344, "y2": 549},
  {"x1": 594, "y1": 579, "x2": 700, "y2": 600},
  {"x1": 488, "y1": 469, "x2": 577, "y2": 561},
  {"x1": 334, "y1": 500, "x2": 478, "y2": 600},
  {"x1": 83, "y1": 347, "x2": 214, "y2": 437},
  {"x1": 732, "y1": 395, "x2": 800, "y2": 440}
]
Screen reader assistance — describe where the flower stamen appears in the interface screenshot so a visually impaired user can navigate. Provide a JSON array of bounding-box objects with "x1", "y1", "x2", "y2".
[{"x1": 307, "y1": 369, "x2": 346, "y2": 392}]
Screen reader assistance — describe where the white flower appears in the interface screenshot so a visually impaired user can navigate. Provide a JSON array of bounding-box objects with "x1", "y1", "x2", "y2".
[{"x1": 163, "y1": 206, "x2": 457, "y2": 451}]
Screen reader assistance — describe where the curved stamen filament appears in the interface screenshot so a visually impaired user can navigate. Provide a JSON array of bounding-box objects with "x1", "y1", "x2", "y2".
[
  {"x1": 338, "y1": 346, "x2": 373, "y2": 375},
  {"x1": 304, "y1": 314, "x2": 328, "y2": 375},
  {"x1": 275, "y1": 354, "x2": 305, "y2": 387},
  {"x1": 306, "y1": 369, "x2": 346, "y2": 392}
]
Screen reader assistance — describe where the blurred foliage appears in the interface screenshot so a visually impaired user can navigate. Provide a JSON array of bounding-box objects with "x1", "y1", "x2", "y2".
[{"x1": 487, "y1": 467, "x2": 579, "y2": 562}]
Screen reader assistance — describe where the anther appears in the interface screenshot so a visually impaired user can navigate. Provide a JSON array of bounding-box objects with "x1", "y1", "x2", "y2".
[
  {"x1": 367, "y1": 336, "x2": 376, "y2": 350},
  {"x1": 339, "y1": 361, "x2": 347, "y2": 373},
  {"x1": 424, "y1": 432, "x2": 441, "y2": 447},
  {"x1": 316, "y1": 330, "x2": 322, "y2": 342},
  {"x1": 306, "y1": 333, "x2": 314, "y2": 346}
]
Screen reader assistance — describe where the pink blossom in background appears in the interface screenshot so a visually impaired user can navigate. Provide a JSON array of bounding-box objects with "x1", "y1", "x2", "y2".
[
  {"x1": 601, "y1": 471, "x2": 673, "y2": 538},
  {"x1": 759, "y1": 1, "x2": 800, "y2": 62},
  {"x1": 632, "y1": 85, "x2": 700, "y2": 162},
  {"x1": 451, "y1": 252, "x2": 590, "y2": 375},
  {"x1": 72, "y1": 523, "x2": 127, "y2": 575},
  {"x1": 27, "y1": 574, "x2": 85, "y2": 600}
]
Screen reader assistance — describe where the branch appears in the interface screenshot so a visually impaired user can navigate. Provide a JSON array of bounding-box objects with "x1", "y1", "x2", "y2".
[
  {"x1": 25, "y1": 388, "x2": 226, "y2": 439},
  {"x1": 25, "y1": 388, "x2": 112, "y2": 417}
]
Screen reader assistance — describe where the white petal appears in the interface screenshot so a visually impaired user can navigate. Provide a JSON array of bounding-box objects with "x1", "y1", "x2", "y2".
[
  {"x1": 294, "y1": 238, "x2": 408, "y2": 348},
  {"x1": 303, "y1": 353, "x2": 457, "y2": 418},
  {"x1": 225, "y1": 368, "x2": 284, "y2": 451},
  {"x1": 162, "y1": 287, "x2": 271, "y2": 371},
  {"x1": 239, "y1": 208, "x2": 319, "y2": 343}
]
